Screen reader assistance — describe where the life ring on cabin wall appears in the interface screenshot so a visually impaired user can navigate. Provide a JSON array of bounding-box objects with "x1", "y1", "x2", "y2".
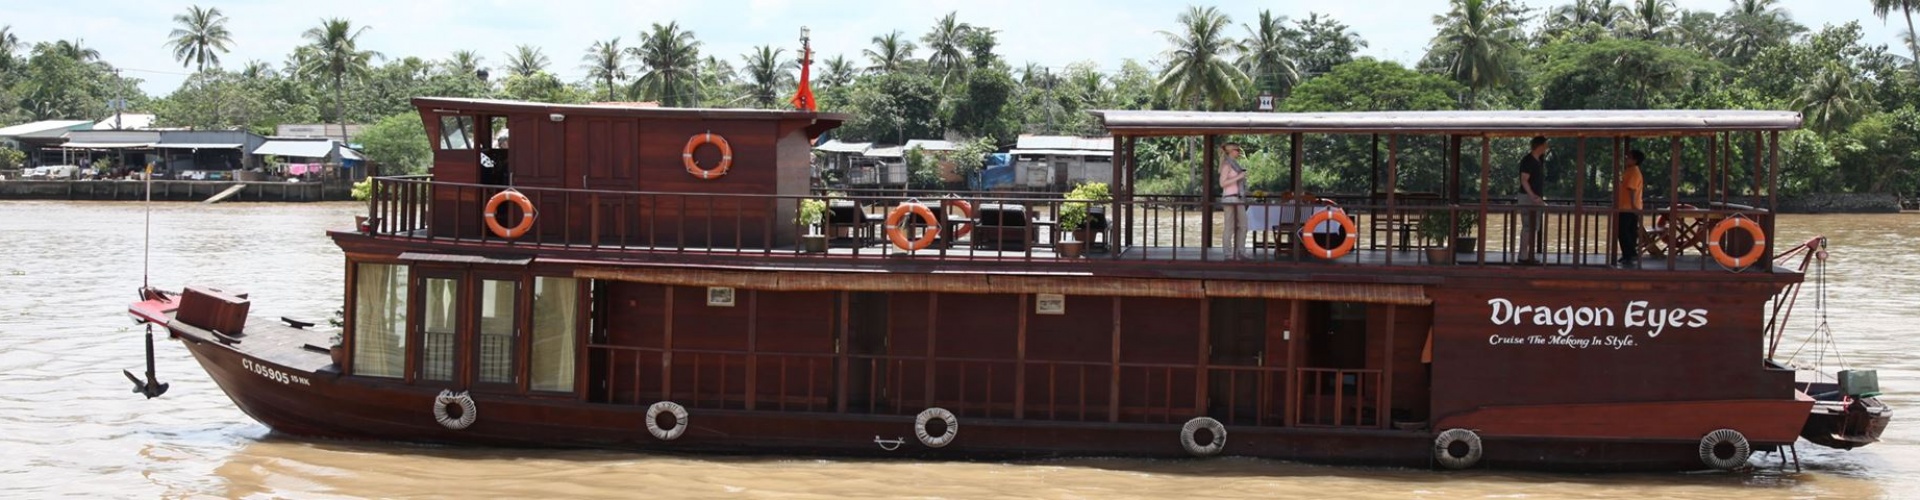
[
  {"x1": 483, "y1": 190, "x2": 537, "y2": 239},
  {"x1": 886, "y1": 202, "x2": 941, "y2": 251},
  {"x1": 646, "y1": 401, "x2": 690, "y2": 441},
  {"x1": 432, "y1": 390, "x2": 478, "y2": 430},
  {"x1": 1298, "y1": 209, "x2": 1358, "y2": 260},
  {"x1": 915, "y1": 407, "x2": 959, "y2": 448},
  {"x1": 943, "y1": 199, "x2": 975, "y2": 240},
  {"x1": 1707, "y1": 216, "x2": 1767, "y2": 271},
  {"x1": 683, "y1": 132, "x2": 733, "y2": 180},
  {"x1": 1180, "y1": 416, "x2": 1227, "y2": 457},
  {"x1": 1432, "y1": 428, "x2": 1483, "y2": 470},
  {"x1": 1698, "y1": 428, "x2": 1752, "y2": 470}
]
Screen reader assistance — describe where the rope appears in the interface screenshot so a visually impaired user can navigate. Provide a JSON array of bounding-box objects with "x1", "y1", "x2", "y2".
[{"x1": 142, "y1": 164, "x2": 152, "y2": 290}]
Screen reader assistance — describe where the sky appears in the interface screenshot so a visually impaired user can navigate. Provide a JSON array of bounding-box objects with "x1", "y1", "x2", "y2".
[{"x1": 3, "y1": 0, "x2": 1912, "y2": 97}]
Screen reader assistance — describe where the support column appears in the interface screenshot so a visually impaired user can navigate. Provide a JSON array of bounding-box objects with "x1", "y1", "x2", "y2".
[
  {"x1": 1202, "y1": 135, "x2": 1217, "y2": 257},
  {"x1": 1109, "y1": 296, "x2": 1123, "y2": 423}
]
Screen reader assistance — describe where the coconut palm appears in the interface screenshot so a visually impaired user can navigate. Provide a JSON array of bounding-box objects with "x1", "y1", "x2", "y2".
[
  {"x1": 445, "y1": 50, "x2": 484, "y2": 78},
  {"x1": 740, "y1": 45, "x2": 790, "y2": 109},
  {"x1": 1546, "y1": 0, "x2": 1629, "y2": 36},
  {"x1": 822, "y1": 55, "x2": 856, "y2": 87},
  {"x1": 630, "y1": 22, "x2": 702, "y2": 107},
  {"x1": 1630, "y1": 0, "x2": 1677, "y2": 42},
  {"x1": 1719, "y1": 0, "x2": 1800, "y2": 63},
  {"x1": 863, "y1": 31, "x2": 916, "y2": 74},
  {"x1": 582, "y1": 38, "x2": 626, "y2": 101},
  {"x1": 1674, "y1": 11, "x2": 1721, "y2": 53},
  {"x1": 922, "y1": 12, "x2": 971, "y2": 85},
  {"x1": 43, "y1": 39, "x2": 101, "y2": 63},
  {"x1": 1871, "y1": 0, "x2": 1920, "y2": 78},
  {"x1": 298, "y1": 18, "x2": 379, "y2": 137},
  {"x1": 1237, "y1": 10, "x2": 1300, "y2": 101},
  {"x1": 167, "y1": 6, "x2": 232, "y2": 72},
  {"x1": 965, "y1": 27, "x2": 1000, "y2": 68},
  {"x1": 239, "y1": 60, "x2": 273, "y2": 79},
  {"x1": 0, "y1": 25, "x2": 19, "y2": 73},
  {"x1": 505, "y1": 45, "x2": 549, "y2": 78},
  {"x1": 1794, "y1": 64, "x2": 1872, "y2": 134},
  {"x1": 1155, "y1": 6, "x2": 1249, "y2": 111},
  {"x1": 1429, "y1": 0, "x2": 1519, "y2": 109}
]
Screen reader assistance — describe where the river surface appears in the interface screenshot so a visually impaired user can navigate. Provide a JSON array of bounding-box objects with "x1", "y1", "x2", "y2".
[{"x1": 1, "y1": 201, "x2": 1915, "y2": 499}]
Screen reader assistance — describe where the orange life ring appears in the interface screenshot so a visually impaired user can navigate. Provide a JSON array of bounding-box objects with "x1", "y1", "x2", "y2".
[
  {"x1": 1299, "y1": 209, "x2": 1357, "y2": 260},
  {"x1": 683, "y1": 132, "x2": 733, "y2": 179},
  {"x1": 885, "y1": 202, "x2": 941, "y2": 251},
  {"x1": 943, "y1": 199, "x2": 974, "y2": 240},
  {"x1": 1707, "y1": 216, "x2": 1767, "y2": 270},
  {"x1": 484, "y1": 190, "x2": 536, "y2": 239}
]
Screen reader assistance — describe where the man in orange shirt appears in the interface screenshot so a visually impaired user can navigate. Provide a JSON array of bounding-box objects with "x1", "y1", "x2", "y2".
[{"x1": 1616, "y1": 149, "x2": 1646, "y2": 268}]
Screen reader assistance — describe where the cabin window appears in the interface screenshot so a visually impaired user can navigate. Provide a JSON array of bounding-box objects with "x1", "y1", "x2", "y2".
[
  {"x1": 419, "y1": 277, "x2": 460, "y2": 382},
  {"x1": 529, "y1": 277, "x2": 578, "y2": 392},
  {"x1": 438, "y1": 115, "x2": 475, "y2": 150},
  {"x1": 351, "y1": 263, "x2": 408, "y2": 378},
  {"x1": 477, "y1": 278, "x2": 520, "y2": 385}
]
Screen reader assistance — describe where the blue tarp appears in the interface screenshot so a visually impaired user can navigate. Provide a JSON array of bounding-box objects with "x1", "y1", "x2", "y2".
[{"x1": 978, "y1": 153, "x2": 1013, "y2": 190}]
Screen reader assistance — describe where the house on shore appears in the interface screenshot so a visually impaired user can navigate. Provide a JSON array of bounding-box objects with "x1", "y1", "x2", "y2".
[
  {"x1": 0, "y1": 120, "x2": 94, "y2": 169},
  {"x1": 1010, "y1": 135, "x2": 1113, "y2": 191},
  {"x1": 253, "y1": 137, "x2": 369, "y2": 181},
  {"x1": 59, "y1": 129, "x2": 268, "y2": 180}
]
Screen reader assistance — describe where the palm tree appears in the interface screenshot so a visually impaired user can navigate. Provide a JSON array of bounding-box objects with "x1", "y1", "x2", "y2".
[
  {"x1": 1674, "y1": 11, "x2": 1721, "y2": 53},
  {"x1": 1871, "y1": 0, "x2": 1920, "y2": 78},
  {"x1": 506, "y1": 45, "x2": 548, "y2": 77},
  {"x1": 965, "y1": 27, "x2": 1000, "y2": 68},
  {"x1": 630, "y1": 22, "x2": 702, "y2": 107},
  {"x1": 1630, "y1": 0, "x2": 1677, "y2": 42},
  {"x1": 167, "y1": 6, "x2": 232, "y2": 72},
  {"x1": 740, "y1": 45, "x2": 790, "y2": 109},
  {"x1": 822, "y1": 55, "x2": 856, "y2": 87},
  {"x1": 45, "y1": 39, "x2": 101, "y2": 63},
  {"x1": 1430, "y1": 0, "x2": 1518, "y2": 109},
  {"x1": 1237, "y1": 10, "x2": 1300, "y2": 101},
  {"x1": 922, "y1": 12, "x2": 971, "y2": 85},
  {"x1": 0, "y1": 25, "x2": 19, "y2": 73},
  {"x1": 582, "y1": 38, "x2": 626, "y2": 101},
  {"x1": 298, "y1": 18, "x2": 379, "y2": 140},
  {"x1": 863, "y1": 31, "x2": 916, "y2": 74},
  {"x1": 445, "y1": 50, "x2": 485, "y2": 78},
  {"x1": 1547, "y1": 0, "x2": 1629, "y2": 36},
  {"x1": 1155, "y1": 6, "x2": 1248, "y2": 111},
  {"x1": 1794, "y1": 64, "x2": 1872, "y2": 134},
  {"x1": 239, "y1": 60, "x2": 273, "y2": 79},
  {"x1": 1719, "y1": 0, "x2": 1799, "y2": 63}
]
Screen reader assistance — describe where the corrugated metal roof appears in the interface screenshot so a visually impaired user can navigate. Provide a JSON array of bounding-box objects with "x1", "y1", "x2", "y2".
[
  {"x1": 155, "y1": 143, "x2": 243, "y2": 149},
  {"x1": 62, "y1": 142, "x2": 155, "y2": 149},
  {"x1": 1016, "y1": 135, "x2": 1114, "y2": 151},
  {"x1": 904, "y1": 139, "x2": 957, "y2": 151},
  {"x1": 864, "y1": 145, "x2": 905, "y2": 158},
  {"x1": 815, "y1": 140, "x2": 871, "y2": 153},
  {"x1": 0, "y1": 120, "x2": 91, "y2": 138},
  {"x1": 1092, "y1": 109, "x2": 1804, "y2": 136},
  {"x1": 1010, "y1": 149, "x2": 1116, "y2": 157},
  {"x1": 253, "y1": 140, "x2": 337, "y2": 158},
  {"x1": 92, "y1": 114, "x2": 156, "y2": 130},
  {"x1": 339, "y1": 148, "x2": 365, "y2": 161}
]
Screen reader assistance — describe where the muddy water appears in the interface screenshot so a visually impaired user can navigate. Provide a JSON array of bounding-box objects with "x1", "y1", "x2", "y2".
[{"x1": 1, "y1": 201, "x2": 1913, "y2": 499}]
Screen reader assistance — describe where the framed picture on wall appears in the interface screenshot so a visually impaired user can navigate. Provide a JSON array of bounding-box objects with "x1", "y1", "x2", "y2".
[
  {"x1": 1036, "y1": 294, "x2": 1066, "y2": 315},
  {"x1": 707, "y1": 287, "x2": 736, "y2": 307}
]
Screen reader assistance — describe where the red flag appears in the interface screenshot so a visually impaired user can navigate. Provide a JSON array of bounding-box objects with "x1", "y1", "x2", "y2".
[{"x1": 791, "y1": 47, "x2": 816, "y2": 111}]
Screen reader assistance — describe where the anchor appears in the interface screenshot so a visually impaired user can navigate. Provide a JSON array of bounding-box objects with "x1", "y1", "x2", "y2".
[{"x1": 124, "y1": 288, "x2": 170, "y2": 399}]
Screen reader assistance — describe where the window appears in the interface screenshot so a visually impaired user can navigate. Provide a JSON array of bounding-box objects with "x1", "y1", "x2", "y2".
[
  {"x1": 351, "y1": 264, "x2": 408, "y2": 378},
  {"x1": 439, "y1": 115, "x2": 475, "y2": 150},
  {"x1": 420, "y1": 277, "x2": 460, "y2": 382},
  {"x1": 477, "y1": 279, "x2": 519, "y2": 385},
  {"x1": 529, "y1": 277, "x2": 578, "y2": 392}
]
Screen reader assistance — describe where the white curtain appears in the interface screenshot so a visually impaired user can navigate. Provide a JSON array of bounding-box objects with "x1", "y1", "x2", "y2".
[
  {"x1": 529, "y1": 277, "x2": 578, "y2": 392},
  {"x1": 478, "y1": 279, "x2": 519, "y2": 384},
  {"x1": 351, "y1": 264, "x2": 408, "y2": 378}
]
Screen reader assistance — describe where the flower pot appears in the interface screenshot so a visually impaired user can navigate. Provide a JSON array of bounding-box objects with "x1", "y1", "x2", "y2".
[
  {"x1": 355, "y1": 215, "x2": 371, "y2": 234},
  {"x1": 330, "y1": 345, "x2": 347, "y2": 367},
  {"x1": 1425, "y1": 246, "x2": 1455, "y2": 265},
  {"x1": 1057, "y1": 241, "x2": 1085, "y2": 259},
  {"x1": 1453, "y1": 237, "x2": 1478, "y2": 254},
  {"x1": 802, "y1": 234, "x2": 828, "y2": 254}
]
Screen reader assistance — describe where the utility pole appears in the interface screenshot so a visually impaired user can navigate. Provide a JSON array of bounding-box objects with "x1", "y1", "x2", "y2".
[
  {"x1": 1044, "y1": 67, "x2": 1055, "y2": 133},
  {"x1": 112, "y1": 69, "x2": 125, "y2": 130}
]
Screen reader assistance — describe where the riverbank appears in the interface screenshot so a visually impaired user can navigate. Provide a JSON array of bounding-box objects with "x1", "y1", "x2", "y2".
[
  {"x1": 1776, "y1": 193, "x2": 1904, "y2": 214},
  {"x1": 0, "y1": 179, "x2": 351, "y2": 202}
]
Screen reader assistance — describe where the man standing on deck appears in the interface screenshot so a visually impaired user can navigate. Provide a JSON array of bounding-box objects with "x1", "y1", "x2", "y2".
[
  {"x1": 1616, "y1": 149, "x2": 1646, "y2": 268},
  {"x1": 1516, "y1": 136, "x2": 1549, "y2": 265},
  {"x1": 1219, "y1": 142, "x2": 1250, "y2": 260}
]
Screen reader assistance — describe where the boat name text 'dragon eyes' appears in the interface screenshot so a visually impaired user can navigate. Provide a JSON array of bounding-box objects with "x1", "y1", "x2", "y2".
[{"x1": 1486, "y1": 298, "x2": 1708, "y2": 338}]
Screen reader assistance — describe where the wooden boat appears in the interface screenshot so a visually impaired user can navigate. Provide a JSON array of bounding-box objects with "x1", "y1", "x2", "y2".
[{"x1": 125, "y1": 97, "x2": 1890, "y2": 472}]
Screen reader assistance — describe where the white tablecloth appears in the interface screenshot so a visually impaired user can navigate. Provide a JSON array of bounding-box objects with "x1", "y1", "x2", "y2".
[{"x1": 1246, "y1": 204, "x2": 1340, "y2": 233}]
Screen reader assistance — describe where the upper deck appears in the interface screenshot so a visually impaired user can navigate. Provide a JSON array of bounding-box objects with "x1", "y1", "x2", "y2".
[{"x1": 352, "y1": 100, "x2": 1803, "y2": 283}]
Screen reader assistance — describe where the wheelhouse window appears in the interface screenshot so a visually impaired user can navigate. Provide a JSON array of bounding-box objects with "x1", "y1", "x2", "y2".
[
  {"x1": 529, "y1": 277, "x2": 578, "y2": 392},
  {"x1": 351, "y1": 263, "x2": 408, "y2": 378},
  {"x1": 439, "y1": 115, "x2": 475, "y2": 150},
  {"x1": 420, "y1": 277, "x2": 460, "y2": 382},
  {"x1": 477, "y1": 278, "x2": 519, "y2": 385}
]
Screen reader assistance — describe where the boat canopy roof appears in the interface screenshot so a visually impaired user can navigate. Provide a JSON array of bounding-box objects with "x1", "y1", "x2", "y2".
[
  {"x1": 414, "y1": 97, "x2": 850, "y2": 125},
  {"x1": 1091, "y1": 109, "x2": 1803, "y2": 137}
]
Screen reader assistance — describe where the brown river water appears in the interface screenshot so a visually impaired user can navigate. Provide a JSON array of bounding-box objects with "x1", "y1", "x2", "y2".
[{"x1": 1, "y1": 200, "x2": 1915, "y2": 499}]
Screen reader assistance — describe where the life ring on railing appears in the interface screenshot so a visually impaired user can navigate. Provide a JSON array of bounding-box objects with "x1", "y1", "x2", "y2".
[
  {"x1": 646, "y1": 401, "x2": 689, "y2": 441},
  {"x1": 483, "y1": 190, "x2": 536, "y2": 239},
  {"x1": 885, "y1": 202, "x2": 941, "y2": 251},
  {"x1": 1298, "y1": 209, "x2": 1357, "y2": 260},
  {"x1": 915, "y1": 407, "x2": 959, "y2": 448},
  {"x1": 683, "y1": 132, "x2": 733, "y2": 179},
  {"x1": 1180, "y1": 416, "x2": 1227, "y2": 457},
  {"x1": 1432, "y1": 428, "x2": 1483, "y2": 470},
  {"x1": 943, "y1": 199, "x2": 974, "y2": 240},
  {"x1": 1707, "y1": 216, "x2": 1766, "y2": 271},
  {"x1": 432, "y1": 390, "x2": 478, "y2": 430},
  {"x1": 1698, "y1": 428, "x2": 1752, "y2": 470}
]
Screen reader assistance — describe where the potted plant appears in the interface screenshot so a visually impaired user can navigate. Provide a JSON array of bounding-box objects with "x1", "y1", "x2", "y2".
[
  {"x1": 1417, "y1": 208, "x2": 1480, "y2": 264},
  {"x1": 798, "y1": 198, "x2": 829, "y2": 253},
  {"x1": 1057, "y1": 182, "x2": 1110, "y2": 259}
]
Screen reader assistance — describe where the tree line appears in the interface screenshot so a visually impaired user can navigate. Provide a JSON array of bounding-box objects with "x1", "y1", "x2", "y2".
[{"x1": 0, "y1": 1, "x2": 1914, "y2": 197}]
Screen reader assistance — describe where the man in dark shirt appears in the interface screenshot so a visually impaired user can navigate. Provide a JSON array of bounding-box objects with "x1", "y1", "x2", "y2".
[{"x1": 1516, "y1": 136, "x2": 1548, "y2": 265}]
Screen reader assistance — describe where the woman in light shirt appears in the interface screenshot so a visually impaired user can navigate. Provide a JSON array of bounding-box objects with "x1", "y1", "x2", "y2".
[{"x1": 1219, "y1": 142, "x2": 1249, "y2": 260}]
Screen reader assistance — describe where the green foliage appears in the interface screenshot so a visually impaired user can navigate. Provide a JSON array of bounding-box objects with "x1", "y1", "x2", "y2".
[
  {"x1": 0, "y1": 146, "x2": 23, "y2": 169},
  {"x1": 952, "y1": 137, "x2": 996, "y2": 180},
  {"x1": 904, "y1": 146, "x2": 940, "y2": 189},
  {"x1": 1155, "y1": 6, "x2": 1251, "y2": 110},
  {"x1": 797, "y1": 198, "x2": 827, "y2": 227},
  {"x1": 1833, "y1": 107, "x2": 1920, "y2": 194},
  {"x1": 839, "y1": 71, "x2": 941, "y2": 143},
  {"x1": 351, "y1": 177, "x2": 372, "y2": 201},
  {"x1": 357, "y1": 112, "x2": 430, "y2": 175},
  {"x1": 1284, "y1": 58, "x2": 1461, "y2": 112},
  {"x1": 499, "y1": 71, "x2": 584, "y2": 104},
  {"x1": 1417, "y1": 208, "x2": 1480, "y2": 241},
  {"x1": 1536, "y1": 38, "x2": 1718, "y2": 109},
  {"x1": 946, "y1": 65, "x2": 1018, "y2": 143},
  {"x1": 1058, "y1": 182, "x2": 1110, "y2": 233}
]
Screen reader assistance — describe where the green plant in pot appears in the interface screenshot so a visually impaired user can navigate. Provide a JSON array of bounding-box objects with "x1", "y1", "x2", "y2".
[
  {"x1": 1417, "y1": 208, "x2": 1479, "y2": 264},
  {"x1": 798, "y1": 198, "x2": 829, "y2": 253},
  {"x1": 1057, "y1": 182, "x2": 1110, "y2": 258}
]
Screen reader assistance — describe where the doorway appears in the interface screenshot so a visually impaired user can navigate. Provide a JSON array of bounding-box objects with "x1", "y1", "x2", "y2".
[{"x1": 1207, "y1": 298, "x2": 1267, "y2": 424}]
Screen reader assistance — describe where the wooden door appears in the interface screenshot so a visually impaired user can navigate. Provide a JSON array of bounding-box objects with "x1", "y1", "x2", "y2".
[{"x1": 1208, "y1": 298, "x2": 1267, "y2": 423}]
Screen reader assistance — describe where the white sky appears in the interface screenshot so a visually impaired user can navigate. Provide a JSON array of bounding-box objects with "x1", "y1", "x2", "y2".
[{"x1": 3, "y1": 0, "x2": 1910, "y2": 96}]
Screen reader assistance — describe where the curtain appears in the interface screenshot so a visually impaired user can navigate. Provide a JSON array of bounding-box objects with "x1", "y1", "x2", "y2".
[
  {"x1": 420, "y1": 277, "x2": 458, "y2": 382},
  {"x1": 351, "y1": 264, "x2": 408, "y2": 378},
  {"x1": 478, "y1": 279, "x2": 519, "y2": 384},
  {"x1": 529, "y1": 277, "x2": 578, "y2": 392}
]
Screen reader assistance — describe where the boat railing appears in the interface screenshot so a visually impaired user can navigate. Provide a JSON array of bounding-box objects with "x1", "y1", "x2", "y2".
[
  {"x1": 1294, "y1": 368, "x2": 1384, "y2": 428},
  {"x1": 367, "y1": 176, "x2": 1778, "y2": 272}
]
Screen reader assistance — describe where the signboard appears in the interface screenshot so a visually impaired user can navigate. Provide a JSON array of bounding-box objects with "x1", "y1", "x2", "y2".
[
  {"x1": 1257, "y1": 92, "x2": 1276, "y2": 112},
  {"x1": 1482, "y1": 298, "x2": 1708, "y2": 350},
  {"x1": 707, "y1": 287, "x2": 736, "y2": 307},
  {"x1": 1035, "y1": 294, "x2": 1066, "y2": 315}
]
